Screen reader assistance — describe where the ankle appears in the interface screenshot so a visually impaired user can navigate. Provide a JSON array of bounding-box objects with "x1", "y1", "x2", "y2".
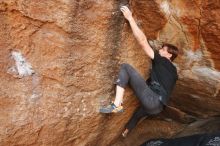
[
  {"x1": 113, "y1": 102, "x2": 120, "y2": 107},
  {"x1": 122, "y1": 128, "x2": 129, "y2": 137}
]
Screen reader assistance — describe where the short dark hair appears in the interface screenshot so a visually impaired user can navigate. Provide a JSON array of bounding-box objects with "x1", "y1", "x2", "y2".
[{"x1": 162, "y1": 43, "x2": 179, "y2": 61}]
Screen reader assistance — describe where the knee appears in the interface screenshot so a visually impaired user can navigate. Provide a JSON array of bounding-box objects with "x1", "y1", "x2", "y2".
[{"x1": 121, "y1": 63, "x2": 130, "y2": 69}]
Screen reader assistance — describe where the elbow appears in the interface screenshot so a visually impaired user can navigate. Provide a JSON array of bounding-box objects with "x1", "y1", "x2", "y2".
[{"x1": 139, "y1": 37, "x2": 147, "y2": 46}]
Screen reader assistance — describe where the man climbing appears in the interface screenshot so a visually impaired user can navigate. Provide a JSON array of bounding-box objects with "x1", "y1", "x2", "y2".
[{"x1": 99, "y1": 6, "x2": 179, "y2": 137}]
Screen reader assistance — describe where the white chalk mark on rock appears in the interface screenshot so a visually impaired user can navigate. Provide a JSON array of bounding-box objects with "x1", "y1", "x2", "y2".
[
  {"x1": 160, "y1": 1, "x2": 181, "y2": 17},
  {"x1": 160, "y1": 1, "x2": 171, "y2": 15},
  {"x1": 10, "y1": 51, "x2": 34, "y2": 77},
  {"x1": 185, "y1": 50, "x2": 203, "y2": 61},
  {"x1": 192, "y1": 67, "x2": 220, "y2": 81}
]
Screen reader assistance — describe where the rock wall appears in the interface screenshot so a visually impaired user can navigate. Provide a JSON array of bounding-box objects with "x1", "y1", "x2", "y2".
[{"x1": 0, "y1": 0, "x2": 220, "y2": 146}]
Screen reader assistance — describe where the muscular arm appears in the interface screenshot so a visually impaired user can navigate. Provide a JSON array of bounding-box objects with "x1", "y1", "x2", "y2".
[{"x1": 120, "y1": 6, "x2": 154, "y2": 59}]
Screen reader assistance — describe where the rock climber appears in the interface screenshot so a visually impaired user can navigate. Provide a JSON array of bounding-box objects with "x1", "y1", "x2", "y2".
[{"x1": 99, "y1": 6, "x2": 179, "y2": 137}]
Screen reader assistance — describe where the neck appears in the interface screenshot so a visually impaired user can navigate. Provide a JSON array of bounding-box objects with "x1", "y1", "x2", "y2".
[{"x1": 165, "y1": 56, "x2": 171, "y2": 62}]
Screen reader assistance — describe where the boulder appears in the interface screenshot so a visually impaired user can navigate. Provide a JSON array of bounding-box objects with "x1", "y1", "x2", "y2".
[{"x1": 0, "y1": 0, "x2": 219, "y2": 146}]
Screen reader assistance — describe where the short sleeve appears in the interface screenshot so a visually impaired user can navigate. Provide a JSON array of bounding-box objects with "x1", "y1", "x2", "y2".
[{"x1": 152, "y1": 51, "x2": 162, "y2": 62}]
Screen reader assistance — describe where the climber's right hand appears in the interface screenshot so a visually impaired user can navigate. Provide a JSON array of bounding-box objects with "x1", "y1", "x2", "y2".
[{"x1": 120, "y1": 6, "x2": 133, "y2": 21}]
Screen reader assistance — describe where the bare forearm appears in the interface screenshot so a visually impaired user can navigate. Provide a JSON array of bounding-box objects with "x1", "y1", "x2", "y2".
[
  {"x1": 120, "y1": 6, "x2": 154, "y2": 58},
  {"x1": 128, "y1": 17, "x2": 147, "y2": 45},
  {"x1": 128, "y1": 17, "x2": 154, "y2": 58}
]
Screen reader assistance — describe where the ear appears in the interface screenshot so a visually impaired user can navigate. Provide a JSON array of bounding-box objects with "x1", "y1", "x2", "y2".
[{"x1": 168, "y1": 53, "x2": 172, "y2": 59}]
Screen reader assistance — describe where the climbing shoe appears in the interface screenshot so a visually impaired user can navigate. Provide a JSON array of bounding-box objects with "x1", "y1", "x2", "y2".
[{"x1": 99, "y1": 102, "x2": 123, "y2": 113}]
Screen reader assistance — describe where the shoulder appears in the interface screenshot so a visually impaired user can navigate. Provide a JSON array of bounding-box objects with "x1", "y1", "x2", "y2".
[
  {"x1": 152, "y1": 51, "x2": 162, "y2": 61},
  {"x1": 174, "y1": 66, "x2": 178, "y2": 80},
  {"x1": 171, "y1": 64, "x2": 178, "y2": 80}
]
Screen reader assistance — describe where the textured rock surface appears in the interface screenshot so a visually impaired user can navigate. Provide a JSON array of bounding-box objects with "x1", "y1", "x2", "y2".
[{"x1": 0, "y1": 0, "x2": 220, "y2": 146}]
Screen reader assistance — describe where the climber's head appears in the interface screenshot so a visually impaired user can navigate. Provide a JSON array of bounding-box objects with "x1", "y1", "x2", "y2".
[{"x1": 159, "y1": 43, "x2": 179, "y2": 62}]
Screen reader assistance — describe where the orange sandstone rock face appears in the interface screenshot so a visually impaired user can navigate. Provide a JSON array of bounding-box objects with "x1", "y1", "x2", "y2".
[{"x1": 0, "y1": 0, "x2": 220, "y2": 146}]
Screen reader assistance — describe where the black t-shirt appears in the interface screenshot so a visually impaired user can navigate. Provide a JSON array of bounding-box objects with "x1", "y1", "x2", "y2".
[{"x1": 147, "y1": 51, "x2": 178, "y2": 104}]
